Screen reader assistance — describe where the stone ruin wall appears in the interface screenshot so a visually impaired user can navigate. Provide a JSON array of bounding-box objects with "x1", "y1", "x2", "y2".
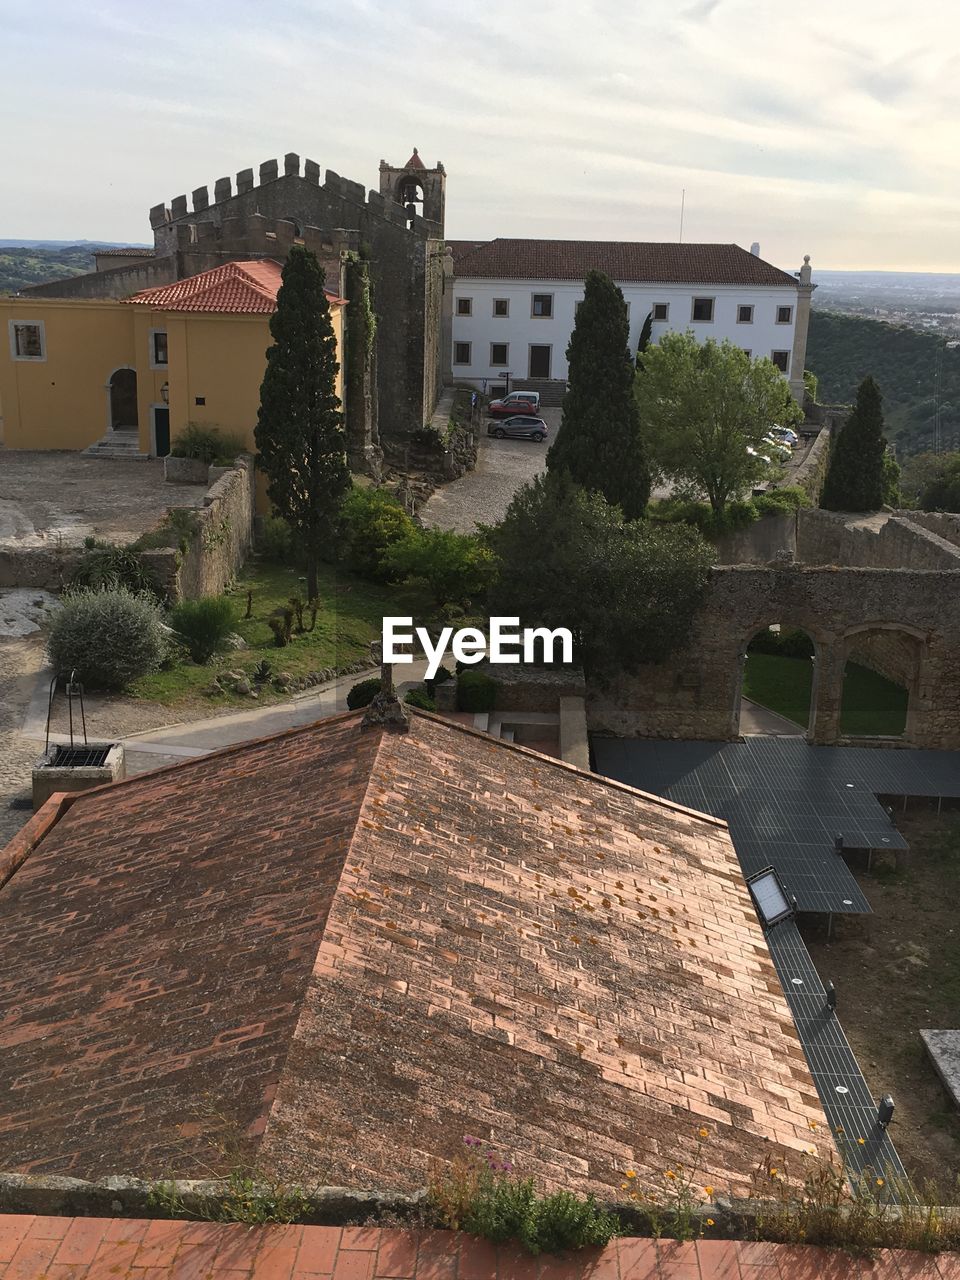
[{"x1": 587, "y1": 565, "x2": 960, "y2": 750}]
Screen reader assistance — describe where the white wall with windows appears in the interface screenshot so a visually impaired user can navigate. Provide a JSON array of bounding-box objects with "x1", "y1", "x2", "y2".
[{"x1": 450, "y1": 279, "x2": 799, "y2": 388}]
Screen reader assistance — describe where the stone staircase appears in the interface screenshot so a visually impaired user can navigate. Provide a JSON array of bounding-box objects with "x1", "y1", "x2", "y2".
[
  {"x1": 82, "y1": 430, "x2": 150, "y2": 461},
  {"x1": 509, "y1": 378, "x2": 567, "y2": 408}
]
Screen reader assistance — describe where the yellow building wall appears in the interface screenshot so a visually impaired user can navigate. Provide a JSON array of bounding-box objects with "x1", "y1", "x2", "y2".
[
  {"x1": 0, "y1": 296, "x2": 346, "y2": 471},
  {"x1": 0, "y1": 299, "x2": 136, "y2": 450}
]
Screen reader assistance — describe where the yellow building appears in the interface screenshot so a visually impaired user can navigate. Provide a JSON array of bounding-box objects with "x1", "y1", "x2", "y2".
[{"x1": 0, "y1": 259, "x2": 345, "y2": 458}]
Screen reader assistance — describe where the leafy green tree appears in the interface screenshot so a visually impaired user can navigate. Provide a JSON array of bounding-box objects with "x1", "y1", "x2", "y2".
[
  {"x1": 255, "y1": 245, "x2": 350, "y2": 599},
  {"x1": 919, "y1": 456, "x2": 960, "y2": 511},
  {"x1": 546, "y1": 271, "x2": 650, "y2": 519},
  {"x1": 636, "y1": 332, "x2": 801, "y2": 516},
  {"x1": 900, "y1": 450, "x2": 960, "y2": 507},
  {"x1": 820, "y1": 376, "x2": 888, "y2": 512},
  {"x1": 486, "y1": 472, "x2": 713, "y2": 674},
  {"x1": 382, "y1": 527, "x2": 494, "y2": 607},
  {"x1": 636, "y1": 310, "x2": 653, "y2": 368}
]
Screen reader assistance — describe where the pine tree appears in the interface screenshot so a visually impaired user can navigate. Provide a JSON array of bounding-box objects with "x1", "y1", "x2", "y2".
[
  {"x1": 820, "y1": 376, "x2": 888, "y2": 512},
  {"x1": 255, "y1": 246, "x2": 351, "y2": 598},
  {"x1": 546, "y1": 271, "x2": 650, "y2": 519}
]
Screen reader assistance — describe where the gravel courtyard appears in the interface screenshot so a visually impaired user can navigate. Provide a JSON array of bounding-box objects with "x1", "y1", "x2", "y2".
[{"x1": 0, "y1": 452, "x2": 209, "y2": 552}]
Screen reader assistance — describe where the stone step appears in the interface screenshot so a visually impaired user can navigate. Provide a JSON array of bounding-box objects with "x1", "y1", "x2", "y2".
[{"x1": 82, "y1": 433, "x2": 150, "y2": 460}]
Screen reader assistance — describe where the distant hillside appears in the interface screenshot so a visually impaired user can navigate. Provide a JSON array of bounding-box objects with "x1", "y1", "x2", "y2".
[
  {"x1": 0, "y1": 245, "x2": 98, "y2": 293},
  {"x1": 806, "y1": 310, "x2": 960, "y2": 455}
]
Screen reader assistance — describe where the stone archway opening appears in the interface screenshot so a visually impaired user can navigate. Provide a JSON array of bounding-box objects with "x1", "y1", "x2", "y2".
[
  {"x1": 738, "y1": 623, "x2": 817, "y2": 737},
  {"x1": 108, "y1": 367, "x2": 138, "y2": 432},
  {"x1": 839, "y1": 626, "x2": 920, "y2": 739}
]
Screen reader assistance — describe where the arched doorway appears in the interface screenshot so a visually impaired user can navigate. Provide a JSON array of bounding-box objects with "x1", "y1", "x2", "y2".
[
  {"x1": 738, "y1": 624, "x2": 817, "y2": 737},
  {"x1": 839, "y1": 626, "x2": 922, "y2": 738},
  {"x1": 108, "y1": 368, "x2": 138, "y2": 432}
]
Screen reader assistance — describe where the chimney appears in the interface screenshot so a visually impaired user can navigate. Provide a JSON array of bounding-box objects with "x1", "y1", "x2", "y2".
[{"x1": 750, "y1": 241, "x2": 760, "y2": 257}]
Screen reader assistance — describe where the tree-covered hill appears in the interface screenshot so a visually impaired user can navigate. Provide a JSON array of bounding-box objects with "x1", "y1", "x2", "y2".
[
  {"x1": 0, "y1": 246, "x2": 97, "y2": 293},
  {"x1": 807, "y1": 310, "x2": 960, "y2": 455}
]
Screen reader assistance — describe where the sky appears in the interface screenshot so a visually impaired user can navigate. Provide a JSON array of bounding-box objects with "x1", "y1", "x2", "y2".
[{"x1": 1, "y1": 0, "x2": 959, "y2": 272}]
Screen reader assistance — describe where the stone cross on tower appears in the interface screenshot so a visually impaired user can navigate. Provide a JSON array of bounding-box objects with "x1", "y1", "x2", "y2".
[{"x1": 360, "y1": 639, "x2": 408, "y2": 732}]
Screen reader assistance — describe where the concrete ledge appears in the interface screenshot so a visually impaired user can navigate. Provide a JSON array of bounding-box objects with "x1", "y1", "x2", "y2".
[
  {"x1": 559, "y1": 696, "x2": 590, "y2": 770},
  {"x1": 163, "y1": 456, "x2": 210, "y2": 485},
  {"x1": 921, "y1": 1029, "x2": 960, "y2": 1109}
]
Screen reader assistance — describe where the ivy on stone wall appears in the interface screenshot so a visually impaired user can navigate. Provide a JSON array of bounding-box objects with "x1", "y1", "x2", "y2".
[{"x1": 344, "y1": 251, "x2": 377, "y2": 432}]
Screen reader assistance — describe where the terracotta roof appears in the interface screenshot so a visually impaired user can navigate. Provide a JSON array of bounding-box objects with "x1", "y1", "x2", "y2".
[
  {"x1": 1, "y1": 1219, "x2": 955, "y2": 1279},
  {"x1": 122, "y1": 259, "x2": 345, "y2": 314},
  {"x1": 94, "y1": 247, "x2": 155, "y2": 257},
  {"x1": 449, "y1": 238, "x2": 799, "y2": 287},
  {"x1": 405, "y1": 148, "x2": 426, "y2": 170},
  {"x1": 0, "y1": 710, "x2": 830, "y2": 1192}
]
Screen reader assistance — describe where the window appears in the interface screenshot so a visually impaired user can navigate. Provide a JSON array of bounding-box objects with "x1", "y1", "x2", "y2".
[
  {"x1": 737, "y1": 305, "x2": 754, "y2": 324},
  {"x1": 150, "y1": 329, "x2": 168, "y2": 367},
  {"x1": 652, "y1": 303, "x2": 669, "y2": 321},
  {"x1": 195, "y1": 396, "x2": 206, "y2": 406},
  {"x1": 531, "y1": 293, "x2": 553, "y2": 317},
  {"x1": 742, "y1": 349, "x2": 752, "y2": 358},
  {"x1": 777, "y1": 305, "x2": 793, "y2": 324},
  {"x1": 454, "y1": 341, "x2": 471, "y2": 365},
  {"x1": 9, "y1": 320, "x2": 45, "y2": 361},
  {"x1": 771, "y1": 350, "x2": 790, "y2": 373},
  {"x1": 490, "y1": 342, "x2": 509, "y2": 366},
  {"x1": 493, "y1": 298, "x2": 509, "y2": 317},
  {"x1": 691, "y1": 297, "x2": 714, "y2": 322},
  {"x1": 456, "y1": 297, "x2": 472, "y2": 316}
]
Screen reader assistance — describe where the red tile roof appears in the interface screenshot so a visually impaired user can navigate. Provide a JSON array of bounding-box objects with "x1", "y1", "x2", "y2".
[
  {"x1": 122, "y1": 259, "x2": 345, "y2": 314},
  {"x1": 94, "y1": 247, "x2": 155, "y2": 257},
  {"x1": 0, "y1": 710, "x2": 830, "y2": 1193},
  {"x1": 405, "y1": 148, "x2": 426, "y2": 170},
  {"x1": 1, "y1": 1220, "x2": 953, "y2": 1279},
  {"x1": 449, "y1": 238, "x2": 799, "y2": 287}
]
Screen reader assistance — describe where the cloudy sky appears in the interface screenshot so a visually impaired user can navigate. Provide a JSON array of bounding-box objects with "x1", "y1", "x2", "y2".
[{"x1": 2, "y1": 0, "x2": 959, "y2": 271}]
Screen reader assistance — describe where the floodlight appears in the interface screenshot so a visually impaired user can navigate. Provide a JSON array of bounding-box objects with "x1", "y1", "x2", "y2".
[
  {"x1": 878, "y1": 1095, "x2": 895, "y2": 1129},
  {"x1": 746, "y1": 866, "x2": 795, "y2": 928},
  {"x1": 834, "y1": 833, "x2": 844, "y2": 854},
  {"x1": 826, "y1": 981, "x2": 837, "y2": 1011}
]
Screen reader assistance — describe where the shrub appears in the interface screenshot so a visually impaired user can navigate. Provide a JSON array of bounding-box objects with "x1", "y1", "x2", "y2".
[
  {"x1": 382, "y1": 527, "x2": 494, "y2": 607},
  {"x1": 171, "y1": 422, "x2": 245, "y2": 465},
  {"x1": 404, "y1": 687, "x2": 436, "y2": 711},
  {"x1": 347, "y1": 677, "x2": 381, "y2": 710},
  {"x1": 258, "y1": 515, "x2": 295, "y2": 562},
  {"x1": 69, "y1": 541, "x2": 160, "y2": 599},
  {"x1": 48, "y1": 587, "x2": 165, "y2": 690},
  {"x1": 457, "y1": 669, "x2": 496, "y2": 712},
  {"x1": 429, "y1": 1139, "x2": 619, "y2": 1256},
  {"x1": 170, "y1": 596, "x2": 236, "y2": 664},
  {"x1": 337, "y1": 485, "x2": 418, "y2": 580},
  {"x1": 426, "y1": 665, "x2": 453, "y2": 695},
  {"x1": 748, "y1": 627, "x2": 814, "y2": 659}
]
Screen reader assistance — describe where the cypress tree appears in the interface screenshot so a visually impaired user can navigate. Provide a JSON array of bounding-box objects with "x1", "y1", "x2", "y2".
[
  {"x1": 820, "y1": 376, "x2": 888, "y2": 512},
  {"x1": 546, "y1": 271, "x2": 650, "y2": 519},
  {"x1": 255, "y1": 246, "x2": 350, "y2": 599},
  {"x1": 636, "y1": 310, "x2": 653, "y2": 368}
]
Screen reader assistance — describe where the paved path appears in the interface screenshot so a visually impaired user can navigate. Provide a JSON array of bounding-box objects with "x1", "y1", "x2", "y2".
[
  {"x1": 2, "y1": 1217, "x2": 955, "y2": 1279},
  {"x1": 739, "y1": 697, "x2": 804, "y2": 736},
  {"x1": 420, "y1": 410, "x2": 556, "y2": 532}
]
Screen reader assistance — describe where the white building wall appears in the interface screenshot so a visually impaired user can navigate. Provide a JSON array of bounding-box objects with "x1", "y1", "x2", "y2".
[{"x1": 450, "y1": 278, "x2": 800, "y2": 390}]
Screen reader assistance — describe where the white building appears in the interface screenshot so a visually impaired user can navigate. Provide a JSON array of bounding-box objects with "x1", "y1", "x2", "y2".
[{"x1": 443, "y1": 240, "x2": 815, "y2": 403}]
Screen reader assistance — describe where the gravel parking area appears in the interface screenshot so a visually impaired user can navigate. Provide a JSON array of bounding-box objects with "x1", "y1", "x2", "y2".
[{"x1": 420, "y1": 408, "x2": 555, "y2": 532}]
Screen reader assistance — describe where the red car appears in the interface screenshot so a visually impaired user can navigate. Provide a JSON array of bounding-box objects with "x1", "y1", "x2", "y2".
[{"x1": 487, "y1": 391, "x2": 541, "y2": 417}]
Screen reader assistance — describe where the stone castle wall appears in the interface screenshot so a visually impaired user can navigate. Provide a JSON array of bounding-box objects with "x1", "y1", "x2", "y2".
[
  {"x1": 587, "y1": 565, "x2": 960, "y2": 749},
  {"x1": 797, "y1": 509, "x2": 960, "y2": 570}
]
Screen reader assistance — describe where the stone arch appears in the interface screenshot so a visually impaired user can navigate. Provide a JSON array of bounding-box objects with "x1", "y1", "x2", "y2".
[
  {"x1": 734, "y1": 620, "x2": 825, "y2": 740},
  {"x1": 838, "y1": 621, "x2": 928, "y2": 740},
  {"x1": 107, "y1": 366, "x2": 138, "y2": 432},
  {"x1": 282, "y1": 215, "x2": 303, "y2": 236},
  {"x1": 396, "y1": 176, "x2": 424, "y2": 208}
]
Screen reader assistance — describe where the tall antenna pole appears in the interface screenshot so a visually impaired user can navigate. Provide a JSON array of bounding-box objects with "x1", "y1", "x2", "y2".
[{"x1": 679, "y1": 189, "x2": 686, "y2": 243}]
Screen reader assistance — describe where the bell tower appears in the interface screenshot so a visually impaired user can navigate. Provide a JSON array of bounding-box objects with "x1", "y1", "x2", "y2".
[{"x1": 379, "y1": 148, "x2": 446, "y2": 232}]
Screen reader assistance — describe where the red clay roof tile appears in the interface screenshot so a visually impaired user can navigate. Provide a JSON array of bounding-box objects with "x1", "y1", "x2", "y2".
[
  {"x1": 122, "y1": 259, "x2": 345, "y2": 314},
  {"x1": 449, "y1": 239, "x2": 799, "y2": 287},
  {"x1": 0, "y1": 710, "x2": 831, "y2": 1194}
]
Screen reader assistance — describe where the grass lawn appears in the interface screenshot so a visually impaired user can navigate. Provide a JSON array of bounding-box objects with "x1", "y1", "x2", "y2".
[
  {"x1": 130, "y1": 558, "x2": 430, "y2": 709},
  {"x1": 743, "y1": 652, "x2": 908, "y2": 735},
  {"x1": 742, "y1": 653, "x2": 813, "y2": 727}
]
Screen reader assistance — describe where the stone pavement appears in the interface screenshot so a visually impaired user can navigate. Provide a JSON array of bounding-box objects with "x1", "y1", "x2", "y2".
[
  {"x1": 739, "y1": 697, "x2": 804, "y2": 736},
  {"x1": 1, "y1": 1218, "x2": 958, "y2": 1279}
]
